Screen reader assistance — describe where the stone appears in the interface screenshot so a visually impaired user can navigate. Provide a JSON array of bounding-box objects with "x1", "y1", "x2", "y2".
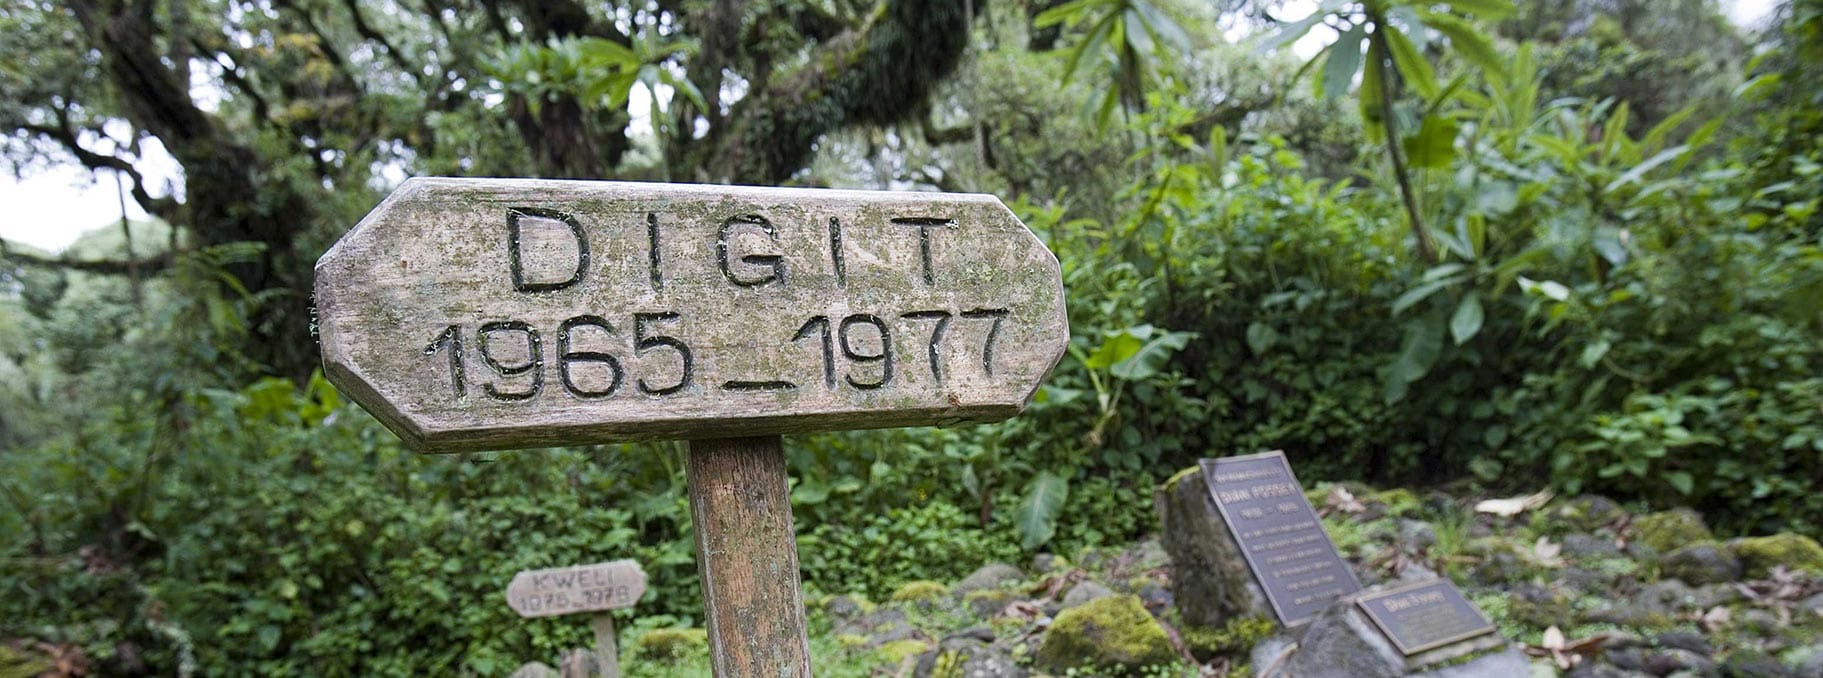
[
  {"x1": 913, "y1": 633, "x2": 1027, "y2": 678},
  {"x1": 1034, "y1": 595, "x2": 1175, "y2": 673},
  {"x1": 1642, "y1": 648, "x2": 1716, "y2": 677},
  {"x1": 824, "y1": 594, "x2": 867, "y2": 620},
  {"x1": 953, "y1": 563, "x2": 1024, "y2": 597},
  {"x1": 1802, "y1": 592, "x2": 1823, "y2": 617},
  {"x1": 1060, "y1": 581, "x2": 1115, "y2": 610},
  {"x1": 1251, "y1": 597, "x2": 1523, "y2": 678},
  {"x1": 1126, "y1": 538, "x2": 1169, "y2": 569},
  {"x1": 1565, "y1": 663, "x2": 1653, "y2": 678},
  {"x1": 1689, "y1": 583, "x2": 1747, "y2": 609},
  {"x1": 1030, "y1": 553, "x2": 1063, "y2": 573},
  {"x1": 1563, "y1": 533, "x2": 1624, "y2": 560},
  {"x1": 1181, "y1": 616, "x2": 1278, "y2": 661},
  {"x1": 629, "y1": 628, "x2": 709, "y2": 662},
  {"x1": 315, "y1": 178, "x2": 1069, "y2": 452},
  {"x1": 1732, "y1": 533, "x2": 1823, "y2": 577},
  {"x1": 1398, "y1": 519, "x2": 1438, "y2": 551},
  {"x1": 963, "y1": 590, "x2": 1016, "y2": 618},
  {"x1": 1660, "y1": 544, "x2": 1743, "y2": 586},
  {"x1": 508, "y1": 662, "x2": 559, "y2": 678},
  {"x1": 1653, "y1": 630, "x2": 1712, "y2": 656},
  {"x1": 1550, "y1": 495, "x2": 1627, "y2": 533},
  {"x1": 1631, "y1": 509, "x2": 1713, "y2": 553},
  {"x1": 891, "y1": 580, "x2": 951, "y2": 604},
  {"x1": 1719, "y1": 650, "x2": 1791, "y2": 678},
  {"x1": 556, "y1": 649, "x2": 600, "y2": 678},
  {"x1": 1155, "y1": 465, "x2": 1274, "y2": 626},
  {"x1": 1784, "y1": 644, "x2": 1823, "y2": 677},
  {"x1": 1135, "y1": 580, "x2": 1173, "y2": 610},
  {"x1": 836, "y1": 608, "x2": 914, "y2": 646}
]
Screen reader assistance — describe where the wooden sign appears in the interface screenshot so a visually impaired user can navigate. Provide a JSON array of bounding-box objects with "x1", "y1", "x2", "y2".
[
  {"x1": 315, "y1": 178, "x2": 1068, "y2": 452},
  {"x1": 1355, "y1": 579, "x2": 1496, "y2": 656},
  {"x1": 505, "y1": 559, "x2": 648, "y2": 619},
  {"x1": 1201, "y1": 451, "x2": 1361, "y2": 625}
]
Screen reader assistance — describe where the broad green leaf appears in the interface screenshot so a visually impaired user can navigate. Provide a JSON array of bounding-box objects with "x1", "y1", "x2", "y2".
[
  {"x1": 1605, "y1": 145, "x2": 1688, "y2": 192},
  {"x1": 1084, "y1": 325, "x2": 1151, "y2": 369},
  {"x1": 1450, "y1": 293, "x2": 1484, "y2": 344},
  {"x1": 1424, "y1": 13, "x2": 1503, "y2": 74},
  {"x1": 1436, "y1": 0, "x2": 1515, "y2": 19},
  {"x1": 1014, "y1": 472, "x2": 1070, "y2": 549},
  {"x1": 1319, "y1": 25, "x2": 1366, "y2": 100},
  {"x1": 1257, "y1": 11, "x2": 1327, "y2": 54},
  {"x1": 1245, "y1": 322, "x2": 1277, "y2": 354},
  {"x1": 1389, "y1": 316, "x2": 1444, "y2": 385},
  {"x1": 1358, "y1": 36, "x2": 1386, "y2": 137},
  {"x1": 1111, "y1": 329, "x2": 1194, "y2": 380},
  {"x1": 1402, "y1": 114, "x2": 1459, "y2": 169},
  {"x1": 1423, "y1": 263, "x2": 1468, "y2": 281},
  {"x1": 1383, "y1": 26, "x2": 1438, "y2": 100},
  {"x1": 1034, "y1": 0, "x2": 1098, "y2": 28},
  {"x1": 1133, "y1": 1, "x2": 1192, "y2": 52},
  {"x1": 1391, "y1": 274, "x2": 1465, "y2": 315},
  {"x1": 1641, "y1": 103, "x2": 1698, "y2": 153},
  {"x1": 1664, "y1": 471, "x2": 1694, "y2": 495}
]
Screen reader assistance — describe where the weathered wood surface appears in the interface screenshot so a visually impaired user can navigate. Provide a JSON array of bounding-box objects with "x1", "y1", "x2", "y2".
[
  {"x1": 314, "y1": 178, "x2": 1068, "y2": 452},
  {"x1": 687, "y1": 436, "x2": 810, "y2": 678},
  {"x1": 504, "y1": 560, "x2": 647, "y2": 618}
]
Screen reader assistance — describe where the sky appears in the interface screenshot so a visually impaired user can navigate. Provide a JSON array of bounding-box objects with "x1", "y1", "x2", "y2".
[{"x1": 0, "y1": 0, "x2": 1782, "y2": 254}]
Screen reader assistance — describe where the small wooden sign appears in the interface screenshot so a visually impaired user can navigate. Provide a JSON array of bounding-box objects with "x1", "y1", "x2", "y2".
[
  {"x1": 315, "y1": 178, "x2": 1068, "y2": 452},
  {"x1": 505, "y1": 560, "x2": 648, "y2": 619},
  {"x1": 1202, "y1": 451, "x2": 1361, "y2": 625},
  {"x1": 1355, "y1": 579, "x2": 1496, "y2": 656}
]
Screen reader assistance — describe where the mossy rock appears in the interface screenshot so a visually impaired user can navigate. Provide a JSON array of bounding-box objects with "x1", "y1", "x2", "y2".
[
  {"x1": 835, "y1": 633, "x2": 870, "y2": 649},
  {"x1": 1368, "y1": 488, "x2": 1421, "y2": 517},
  {"x1": 963, "y1": 589, "x2": 1016, "y2": 618},
  {"x1": 630, "y1": 628, "x2": 709, "y2": 662},
  {"x1": 0, "y1": 645, "x2": 53, "y2": 678},
  {"x1": 1548, "y1": 495, "x2": 1627, "y2": 533},
  {"x1": 1035, "y1": 594, "x2": 1176, "y2": 674},
  {"x1": 875, "y1": 639, "x2": 930, "y2": 664},
  {"x1": 1631, "y1": 509, "x2": 1713, "y2": 553},
  {"x1": 1733, "y1": 533, "x2": 1823, "y2": 577},
  {"x1": 1180, "y1": 615, "x2": 1277, "y2": 661},
  {"x1": 889, "y1": 580, "x2": 950, "y2": 603}
]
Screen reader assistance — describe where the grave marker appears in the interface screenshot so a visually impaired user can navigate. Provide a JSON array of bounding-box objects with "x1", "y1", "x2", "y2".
[
  {"x1": 1201, "y1": 451, "x2": 1361, "y2": 625},
  {"x1": 315, "y1": 178, "x2": 1068, "y2": 677},
  {"x1": 1355, "y1": 579, "x2": 1496, "y2": 656},
  {"x1": 505, "y1": 560, "x2": 648, "y2": 678}
]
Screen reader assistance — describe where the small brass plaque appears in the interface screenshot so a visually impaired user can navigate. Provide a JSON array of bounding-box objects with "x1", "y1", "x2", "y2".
[
  {"x1": 1356, "y1": 579, "x2": 1496, "y2": 656},
  {"x1": 1202, "y1": 451, "x2": 1361, "y2": 625}
]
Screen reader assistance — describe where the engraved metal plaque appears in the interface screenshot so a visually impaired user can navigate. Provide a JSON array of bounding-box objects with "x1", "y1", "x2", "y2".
[
  {"x1": 1355, "y1": 578, "x2": 1496, "y2": 656},
  {"x1": 1202, "y1": 451, "x2": 1361, "y2": 625}
]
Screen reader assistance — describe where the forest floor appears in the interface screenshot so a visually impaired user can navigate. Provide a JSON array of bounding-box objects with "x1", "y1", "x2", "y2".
[{"x1": 587, "y1": 483, "x2": 1823, "y2": 677}]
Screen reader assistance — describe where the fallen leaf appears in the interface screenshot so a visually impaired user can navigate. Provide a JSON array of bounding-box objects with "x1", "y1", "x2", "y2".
[{"x1": 1475, "y1": 490, "x2": 1555, "y2": 517}]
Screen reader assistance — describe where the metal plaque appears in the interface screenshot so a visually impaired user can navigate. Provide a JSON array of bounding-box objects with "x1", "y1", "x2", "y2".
[
  {"x1": 1201, "y1": 451, "x2": 1361, "y2": 625},
  {"x1": 1355, "y1": 578, "x2": 1496, "y2": 656}
]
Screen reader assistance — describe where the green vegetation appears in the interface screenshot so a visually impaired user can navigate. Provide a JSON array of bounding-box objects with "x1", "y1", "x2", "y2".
[{"x1": 3, "y1": 0, "x2": 1821, "y2": 674}]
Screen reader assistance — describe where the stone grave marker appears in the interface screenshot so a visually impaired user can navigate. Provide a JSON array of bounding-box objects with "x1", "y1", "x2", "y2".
[
  {"x1": 1354, "y1": 579, "x2": 1496, "y2": 656},
  {"x1": 1201, "y1": 450, "x2": 1362, "y2": 625},
  {"x1": 505, "y1": 560, "x2": 648, "y2": 678},
  {"x1": 315, "y1": 178, "x2": 1068, "y2": 676}
]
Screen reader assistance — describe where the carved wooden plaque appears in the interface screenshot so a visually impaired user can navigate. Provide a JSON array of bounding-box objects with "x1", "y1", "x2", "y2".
[
  {"x1": 505, "y1": 559, "x2": 648, "y2": 618},
  {"x1": 1355, "y1": 579, "x2": 1496, "y2": 655},
  {"x1": 1202, "y1": 451, "x2": 1361, "y2": 625},
  {"x1": 315, "y1": 178, "x2": 1068, "y2": 452}
]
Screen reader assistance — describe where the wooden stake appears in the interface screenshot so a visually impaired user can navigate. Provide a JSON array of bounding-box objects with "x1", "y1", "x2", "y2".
[
  {"x1": 687, "y1": 436, "x2": 812, "y2": 677},
  {"x1": 591, "y1": 614, "x2": 620, "y2": 678}
]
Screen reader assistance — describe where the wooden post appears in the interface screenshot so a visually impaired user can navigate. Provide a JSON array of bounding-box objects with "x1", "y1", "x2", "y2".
[
  {"x1": 591, "y1": 614, "x2": 620, "y2": 678},
  {"x1": 686, "y1": 435, "x2": 811, "y2": 677}
]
